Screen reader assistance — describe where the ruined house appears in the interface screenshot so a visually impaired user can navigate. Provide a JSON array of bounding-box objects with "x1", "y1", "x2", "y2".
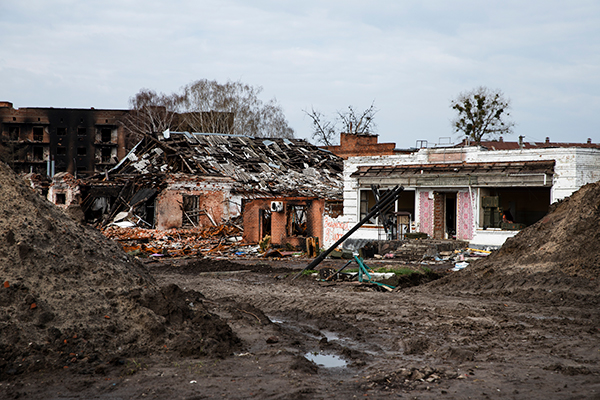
[
  {"x1": 327, "y1": 134, "x2": 600, "y2": 248},
  {"x1": 79, "y1": 131, "x2": 343, "y2": 248}
]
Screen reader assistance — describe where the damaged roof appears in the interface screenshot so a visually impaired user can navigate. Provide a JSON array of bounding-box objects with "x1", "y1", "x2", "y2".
[{"x1": 109, "y1": 132, "x2": 344, "y2": 200}]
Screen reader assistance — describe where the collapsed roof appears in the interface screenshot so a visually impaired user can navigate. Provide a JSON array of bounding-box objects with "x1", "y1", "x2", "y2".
[{"x1": 108, "y1": 132, "x2": 344, "y2": 200}]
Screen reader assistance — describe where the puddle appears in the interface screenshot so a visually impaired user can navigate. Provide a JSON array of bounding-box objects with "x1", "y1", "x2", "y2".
[
  {"x1": 321, "y1": 330, "x2": 340, "y2": 341},
  {"x1": 305, "y1": 352, "x2": 347, "y2": 368}
]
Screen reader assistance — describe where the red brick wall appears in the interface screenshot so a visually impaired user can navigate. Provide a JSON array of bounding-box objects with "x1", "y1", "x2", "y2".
[
  {"x1": 243, "y1": 197, "x2": 325, "y2": 249},
  {"x1": 155, "y1": 188, "x2": 225, "y2": 230},
  {"x1": 322, "y1": 133, "x2": 398, "y2": 159}
]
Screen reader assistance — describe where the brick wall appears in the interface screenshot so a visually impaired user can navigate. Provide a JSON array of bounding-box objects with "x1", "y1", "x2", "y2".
[
  {"x1": 242, "y1": 197, "x2": 325, "y2": 249},
  {"x1": 322, "y1": 133, "x2": 398, "y2": 159}
]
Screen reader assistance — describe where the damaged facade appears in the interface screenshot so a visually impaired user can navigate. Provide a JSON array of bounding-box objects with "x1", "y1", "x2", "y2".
[
  {"x1": 332, "y1": 135, "x2": 600, "y2": 248},
  {"x1": 79, "y1": 132, "x2": 343, "y2": 248},
  {"x1": 0, "y1": 101, "x2": 129, "y2": 176}
]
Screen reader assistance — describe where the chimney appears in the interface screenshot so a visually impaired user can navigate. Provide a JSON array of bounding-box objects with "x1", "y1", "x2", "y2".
[
  {"x1": 499, "y1": 136, "x2": 503, "y2": 142},
  {"x1": 588, "y1": 138, "x2": 592, "y2": 144},
  {"x1": 545, "y1": 137, "x2": 550, "y2": 144},
  {"x1": 518, "y1": 135, "x2": 524, "y2": 149}
]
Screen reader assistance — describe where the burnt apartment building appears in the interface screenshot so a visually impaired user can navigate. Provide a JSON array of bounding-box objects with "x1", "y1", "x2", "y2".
[{"x1": 0, "y1": 101, "x2": 130, "y2": 177}]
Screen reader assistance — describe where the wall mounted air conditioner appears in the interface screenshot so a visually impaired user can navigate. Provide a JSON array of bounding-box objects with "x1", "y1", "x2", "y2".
[{"x1": 270, "y1": 201, "x2": 284, "y2": 212}]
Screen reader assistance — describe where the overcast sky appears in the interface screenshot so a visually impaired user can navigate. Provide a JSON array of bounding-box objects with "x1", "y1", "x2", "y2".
[{"x1": 1, "y1": 1, "x2": 598, "y2": 148}]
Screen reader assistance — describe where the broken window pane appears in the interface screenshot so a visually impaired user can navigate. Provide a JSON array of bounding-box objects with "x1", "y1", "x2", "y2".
[
  {"x1": 360, "y1": 190, "x2": 378, "y2": 224},
  {"x1": 57, "y1": 127, "x2": 67, "y2": 136},
  {"x1": 77, "y1": 127, "x2": 87, "y2": 136},
  {"x1": 288, "y1": 204, "x2": 308, "y2": 237},
  {"x1": 57, "y1": 146, "x2": 66, "y2": 155},
  {"x1": 182, "y1": 195, "x2": 200, "y2": 228},
  {"x1": 77, "y1": 147, "x2": 87, "y2": 156}
]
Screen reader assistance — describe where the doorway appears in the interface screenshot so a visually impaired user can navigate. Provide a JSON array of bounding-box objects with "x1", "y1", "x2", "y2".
[
  {"x1": 259, "y1": 209, "x2": 272, "y2": 240},
  {"x1": 433, "y1": 192, "x2": 457, "y2": 239}
]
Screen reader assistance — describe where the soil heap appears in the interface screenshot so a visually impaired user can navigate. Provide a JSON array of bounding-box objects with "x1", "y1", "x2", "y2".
[
  {"x1": 0, "y1": 163, "x2": 240, "y2": 379},
  {"x1": 431, "y1": 181, "x2": 600, "y2": 306}
]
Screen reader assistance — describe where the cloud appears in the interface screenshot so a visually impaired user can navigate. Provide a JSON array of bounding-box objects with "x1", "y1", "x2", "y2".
[{"x1": 0, "y1": 0, "x2": 598, "y2": 147}]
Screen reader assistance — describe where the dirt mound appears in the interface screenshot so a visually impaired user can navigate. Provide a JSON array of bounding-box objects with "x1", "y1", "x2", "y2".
[
  {"x1": 431, "y1": 181, "x2": 600, "y2": 305},
  {"x1": 0, "y1": 163, "x2": 240, "y2": 379}
]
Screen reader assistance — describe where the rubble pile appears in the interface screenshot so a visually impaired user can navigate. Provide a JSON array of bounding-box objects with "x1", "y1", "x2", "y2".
[
  {"x1": 103, "y1": 224, "x2": 245, "y2": 258},
  {"x1": 0, "y1": 163, "x2": 240, "y2": 379},
  {"x1": 432, "y1": 181, "x2": 600, "y2": 306}
]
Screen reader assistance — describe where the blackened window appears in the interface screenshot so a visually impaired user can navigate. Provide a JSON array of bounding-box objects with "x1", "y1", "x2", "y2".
[
  {"x1": 33, "y1": 146, "x2": 44, "y2": 161},
  {"x1": 101, "y1": 147, "x2": 112, "y2": 163},
  {"x1": 33, "y1": 127, "x2": 44, "y2": 141},
  {"x1": 101, "y1": 128, "x2": 112, "y2": 142},
  {"x1": 57, "y1": 147, "x2": 67, "y2": 155},
  {"x1": 57, "y1": 127, "x2": 67, "y2": 136},
  {"x1": 55, "y1": 193, "x2": 66, "y2": 205},
  {"x1": 77, "y1": 127, "x2": 87, "y2": 136},
  {"x1": 77, "y1": 147, "x2": 87, "y2": 156},
  {"x1": 8, "y1": 127, "x2": 19, "y2": 140}
]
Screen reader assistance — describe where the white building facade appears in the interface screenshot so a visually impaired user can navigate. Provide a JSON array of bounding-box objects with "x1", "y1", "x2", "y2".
[{"x1": 335, "y1": 145, "x2": 600, "y2": 248}]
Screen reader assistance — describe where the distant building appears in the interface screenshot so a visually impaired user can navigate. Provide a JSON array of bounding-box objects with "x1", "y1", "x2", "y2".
[
  {"x1": 0, "y1": 101, "x2": 236, "y2": 178},
  {"x1": 0, "y1": 101, "x2": 129, "y2": 177}
]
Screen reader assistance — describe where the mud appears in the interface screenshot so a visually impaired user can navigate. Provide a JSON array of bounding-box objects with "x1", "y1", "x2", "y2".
[{"x1": 1, "y1": 163, "x2": 600, "y2": 399}]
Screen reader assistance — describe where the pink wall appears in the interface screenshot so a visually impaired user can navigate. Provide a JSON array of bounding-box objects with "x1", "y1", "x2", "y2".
[
  {"x1": 456, "y1": 191, "x2": 475, "y2": 240},
  {"x1": 418, "y1": 191, "x2": 434, "y2": 237}
]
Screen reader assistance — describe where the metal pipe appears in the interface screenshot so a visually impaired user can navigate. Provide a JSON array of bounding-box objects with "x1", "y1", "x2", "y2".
[{"x1": 292, "y1": 185, "x2": 404, "y2": 279}]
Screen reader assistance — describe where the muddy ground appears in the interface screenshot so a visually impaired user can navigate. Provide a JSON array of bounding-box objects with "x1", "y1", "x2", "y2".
[
  {"x1": 2, "y1": 255, "x2": 599, "y2": 400},
  {"x1": 1, "y1": 162, "x2": 600, "y2": 399}
]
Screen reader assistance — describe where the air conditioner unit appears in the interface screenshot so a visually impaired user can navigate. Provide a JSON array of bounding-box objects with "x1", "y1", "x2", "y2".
[{"x1": 270, "y1": 201, "x2": 284, "y2": 212}]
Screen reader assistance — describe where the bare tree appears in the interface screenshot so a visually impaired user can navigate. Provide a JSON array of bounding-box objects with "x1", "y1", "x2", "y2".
[
  {"x1": 303, "y1": 106, "x2": 337, "y2": 146},
  {"x1": 337, "y1": 101, "x2": 378, "y2": 135},
  {"x1": 304, "y1": 101, "x2": 378, "y2": 146},
  {"x1": 180, "y1": 79, "x2": 294, "y2": 139},
  {"x1": 120, "y1": 89, "x2": 183, "y2": 148},
  {"x1": 121, "y1": 80, "x2": 295, "y2": 147},
  {"x1": 451, "y1": 86, "x2": 515, "y2": 143}
]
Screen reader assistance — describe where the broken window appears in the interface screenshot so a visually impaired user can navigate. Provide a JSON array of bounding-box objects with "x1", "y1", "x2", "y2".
[
  {"x1": 57, "y1": 127, "x2": 67, "y2": 136},
  {"x1": 8, "y1": 126, "x2": 19, "y2": 140},
  {"x1": 77, "y1": 127, "x2": 87, "y2": 136},
  {"x1": 33, "y1": 127, "x2": 44, "y2": 141},
  {"x1": 182, "y1": 195, "x2": 200, "y2": 228},
  {"x1": 324, "y1": 201, "x2": 343, "y2": 218},
  {"x1": 480, "y1": 188, "x2": 551, "y2": 228},
  {"x1": 288, "y1": 204, "x2": 308, "y2": 237},
  {"x1": 259, "y1": 208, "x2": 272, "y2": 239},
  {"x1": 101, "y1": 128, "x2": 112, "y2": 143},
  {"x1": 55, "y1": 193, "x2": 66, "y2": 205},
  {"x1": 57, "y1": 146, "x2": 67, "y2": 155},
  {"x1": 77, "y1": 147, "x2": 87, "y2": 156},
  {"x1": 33, "y1": 146, "x2": 44, "y2": 161},
  {"x1": 359, "y1": 190, "x2": 378, "y2": 224},
  {"x1": 101, "y1": 147, "x2": 112, "y2": 163}
]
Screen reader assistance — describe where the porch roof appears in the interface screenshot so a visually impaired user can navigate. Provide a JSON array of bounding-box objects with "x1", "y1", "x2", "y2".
[{"x1": 351, "y1": 160, "x2": 555, "y2": 188}]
